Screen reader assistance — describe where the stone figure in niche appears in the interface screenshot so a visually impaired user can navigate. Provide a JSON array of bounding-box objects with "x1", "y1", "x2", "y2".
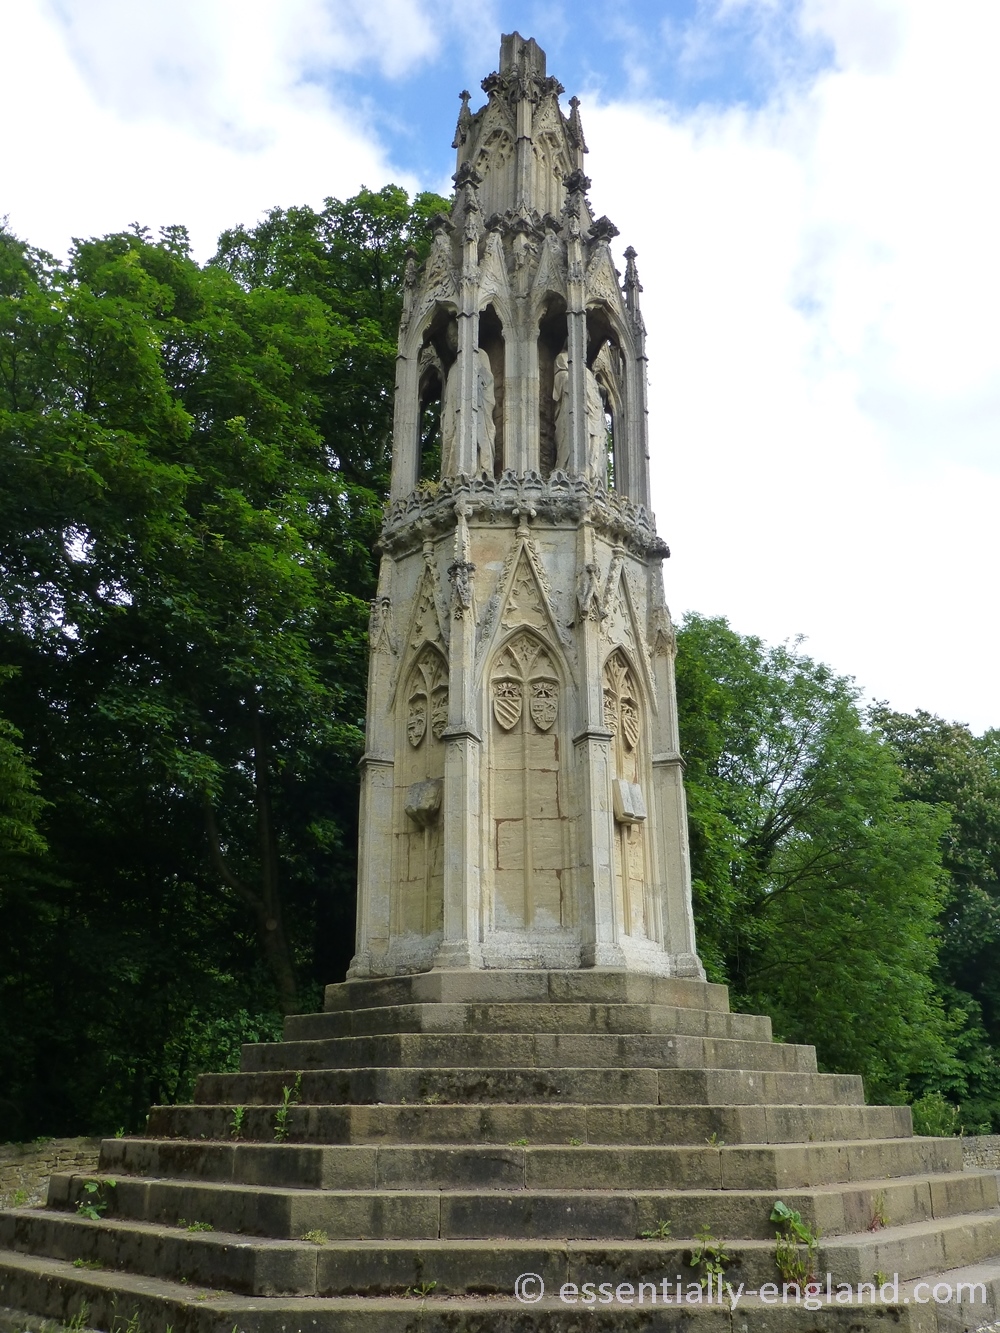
[
  {"x1": 585, "y1": 365, "x2": 608, "y2": 483},
  {"x1": 553, "y1": 350, "x2": 570, "y2": 472},
  {"x1": 551, "y1": 346, "x2": 608, "y2": 481},
  {"x1": 475, "y1": 345, "x2": 496, "y2": 474},
  {"x1": 440, "y1": 323, "x2": 461, "y2": 475},
  {"x1": 441, "y1": 321, "x2": 496, "y2": 477}
]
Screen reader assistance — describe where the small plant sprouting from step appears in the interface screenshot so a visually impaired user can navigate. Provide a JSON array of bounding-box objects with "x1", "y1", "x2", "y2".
[
  {"x1": 72, "y1": 1258, "x2": 105, "y2": 1270},
  {"x1": 109, "y1": 1306, "x2": 143, "y2": 1333},
  {"x1": 273, "y1": 1073, "x2": 303, "y2": 1142},
  {"x1": 706, "y1": 1131, "x2": 725, "y2": 1147},
  {"x1": 422, "y1": 1092, "x2": 443, "y2": 1105},
  {"x1": 509, "y1": 1137, "x2": 529, "y2": 1147},
  {"x1": 7, "y1": 1188, "x2": 29, "y2": 1207},
  {"x1": 687, "y1": 1224, "x2": 730, "y2": 1290},
  {"x1": 568, "y1": 1136, "x2": 583, "y2": 1147},
  {"x1": 640, "y1": 1218, "x2": 672, "y2": 1240},
  {"x1": 868, "y1": 1190, "x2": 890, "y2": 1231},
  {"x1": 184, "y1": 1220, "x2": 214, "y2": 1232},
  {"x1": 771, "y1": 1200, "x2": 820, "y2": 1286},
  {"x1": 874, "y1": 1270, "x2": 890, "y2": 1288},
  {"x1": 408, "y1": 1280, "x2": 437, "y2": 1298},
  {"x1": 75, "y1": 1179, "x2": 116, "y2": 1221},
  {"x1": 230, "y1": 1106, "x2": 246, "y2": 1140},
  {"x1": 301, "y1": 1229, "x2": 329, "y2": 1245},
  {"x1": 65, "y1": 1303, "x2": 90, "y2": 1333},
  {"x1": 114, "y1": 1127, "x2": 125, "y2": 1139}
]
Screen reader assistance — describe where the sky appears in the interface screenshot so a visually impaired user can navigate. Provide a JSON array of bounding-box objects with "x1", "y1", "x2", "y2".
[{"x1": 2, "y1": 0, "x2": 998, "y2": 731}]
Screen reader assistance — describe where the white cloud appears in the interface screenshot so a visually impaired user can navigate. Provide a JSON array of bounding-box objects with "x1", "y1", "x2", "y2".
[
  {"x1": 0, "y1": 0, "x2": 439, "y2": 256},
  {"x1": 584, "y1": 0, "x2": 1000, "y2": 730}
]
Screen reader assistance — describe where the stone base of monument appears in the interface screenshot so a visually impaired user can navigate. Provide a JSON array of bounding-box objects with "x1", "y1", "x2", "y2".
[{"x1": 3, "y1": 971, "x2": 1000, "y2": 1330}]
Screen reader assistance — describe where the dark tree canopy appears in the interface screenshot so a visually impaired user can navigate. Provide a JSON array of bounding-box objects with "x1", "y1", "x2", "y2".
[{"x1": 0, "y1": 188, "x2": 445, "y2": 1139}]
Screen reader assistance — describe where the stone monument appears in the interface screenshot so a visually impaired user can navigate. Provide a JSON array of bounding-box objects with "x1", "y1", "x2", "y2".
[
  {"x1": 4, "y1": 35, "x2": 1000, "y2": 1333},
  {"x1": 351, "y1": 31, "x2": 703, "y2": 982}
]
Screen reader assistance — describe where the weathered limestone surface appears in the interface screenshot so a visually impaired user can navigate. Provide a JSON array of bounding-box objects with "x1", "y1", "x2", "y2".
[
  {"x1": 352, "y1": 30, "x2": 701, "y2": 982},
  {"x1": 2, "y1": 970, "x2": 1000, "y2": 1331}
]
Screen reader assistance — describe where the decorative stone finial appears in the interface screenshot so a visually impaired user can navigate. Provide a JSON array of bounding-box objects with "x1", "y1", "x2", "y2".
[
  {"x1": 623, "y1": 245, "x2": 643, "y2": 318},
  {"x1": 590, "y1": 216, "x2": 620, "y2": 244},
  {"x1": 452, "y1": 90, "x2": 473, "y2": 150},
  {"x1": 568, "y1": 95, "x2": 589, "y2": 153}
]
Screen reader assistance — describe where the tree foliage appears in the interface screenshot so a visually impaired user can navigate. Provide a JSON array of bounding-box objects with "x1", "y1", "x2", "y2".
[
  {"x1": 676, "y1": 614, "x2": 959, "y2": 1102},
  {"x1": 0, "y1": 186, "x2": 445, "y2": 1140}
]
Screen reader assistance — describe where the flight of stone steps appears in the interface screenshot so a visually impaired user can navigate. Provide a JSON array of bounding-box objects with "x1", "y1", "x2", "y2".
[{"x1": 2, "y1": 969, "x2": 1000, "y2": 1331}]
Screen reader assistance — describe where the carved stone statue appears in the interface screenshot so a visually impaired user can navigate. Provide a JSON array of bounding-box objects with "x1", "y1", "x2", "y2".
[
  {"x1": 585, "y1": 365, "x2": 607, "y2": 482},
  {"x1": 440, "y1": 322, "x2": 461, "y2": 476},
  {"x1": 441, "y1": 320, "x2": 496, "y2": 476},
  {"x1": 475, "y1": 346, "x2": 496, "y2": 474},
  {"x1": 552, "y1": 349, "x2": 607, "y2": 480},
  {"x1": 552, "y1": 349, "x2": 570, "y2": 472}
]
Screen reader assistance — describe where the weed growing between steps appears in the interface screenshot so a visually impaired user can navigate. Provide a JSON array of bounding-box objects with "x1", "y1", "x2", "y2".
[
  {"x1": 771, "y1": 1199, "x2": 820, "y2": 1286},
  {"x1": 74, "y1": 1181, "x2": 115, "y2": 1221},
  {"x1": 272, "y1": 1074, "x2": 302, "y2": 1142},
  {"x1": 686, "y1": 1224, "x2": 730, "y2": 1289}
]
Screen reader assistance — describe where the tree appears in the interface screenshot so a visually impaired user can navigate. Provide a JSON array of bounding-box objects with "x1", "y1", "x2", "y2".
[
  {"x1": 675, "y1": 614, "x2": 957, "y2": 1100},
  {"x1": 872, "y1": 708, "x2": 1000, "y2": 1128},
  {"x1": 0, "y1": 186, "x2": 445, "y2": 1137}
]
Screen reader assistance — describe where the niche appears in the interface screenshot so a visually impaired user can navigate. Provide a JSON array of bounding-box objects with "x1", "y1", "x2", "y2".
[
  {"x1": 394, "y1": 643, "x2": 448, "y2": 938},
  {"x1": 479, "y1": 304, "x2": 505, "y2": 476},
  {"x1": 537, "y1": 297, "x2": 567, "y2": 477},
  {"x1": 602, "y1": 649, "x2": 650, "y2": 939},
  {"x1": 416, "y1": 306, "x2": 457, "y2": 483},
  {"x1": 587, "y1": 307, "x2": 623, "y2": 490},
  {"x1": 489, "y1": 630, "x2": 570, "y2": 932}
]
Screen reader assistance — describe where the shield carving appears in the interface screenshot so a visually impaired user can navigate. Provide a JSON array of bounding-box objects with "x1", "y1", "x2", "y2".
[
  {"x1": 621, "y1": 698, "x2": 640, "y2": 752},
  {"x1": 492, "y1": 679, "x2": 522, "y2": 731},
  {"x1": 407, "y1": 693, "x2": 427, "y2": 747},
  {"x1": 529, "y1": 680, "x2": 558, "y2": 732}
]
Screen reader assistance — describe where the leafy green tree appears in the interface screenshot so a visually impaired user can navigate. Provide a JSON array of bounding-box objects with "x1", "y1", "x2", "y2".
[
  {"x1": 676, "y1": 614, "x2": 956, "y2": 1100},
  {"x1": 872, "y1": 708, "x2": 1000, "y2": 1128},
  {"x1": 0, "y1": 186, "x2": 444, "y2": 1137}
]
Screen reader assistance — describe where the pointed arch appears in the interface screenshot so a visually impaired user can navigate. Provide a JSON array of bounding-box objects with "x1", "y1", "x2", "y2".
[
  {"x1": 487, "y1": 626, "x2": 574, "y2": 935},
  {"x1": 392, "y1": 641, "x2": 448, "y2": 944},
  {"x1": 602, "y1": 646, "x2": 653, "y2": 941}
]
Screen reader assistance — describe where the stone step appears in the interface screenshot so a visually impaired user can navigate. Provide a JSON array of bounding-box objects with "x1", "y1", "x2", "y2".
[
  {"x1": 193, "y1": 1065, "x2": 862, "y2": 1109},
  {"x1": 5, "y1": 1245, "x2": 998, "y2": 1331},
  {"x1": 6, "y1": 1212, "x2": 1000, "y2": 1297},
  {"x1": 239, "y1": 1031, "x2": 818, "y2": 1074},
  {"x1": 817, "y1": 1212, "x2": 1000, "y2": 1286},
  {"x1": 323, "y1": 968, "x2": 732, "y2": 1015},
  {"x1": 283, "y1": 1002, "x2": 772, "y2": 1042},
  {"x1": 95, "y1": 1134, "x2": 963, "y2": 1193},
  {"x1": 31, "y1": 1169, "x2": 997, "y2": 1243},
  {"x1": 144, "y1": 1100, "x2": 909, "y2": 1147}
]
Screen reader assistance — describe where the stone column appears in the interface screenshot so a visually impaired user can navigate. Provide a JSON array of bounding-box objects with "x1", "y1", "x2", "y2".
[
  {"x1": 435, "y1": 503, "x2": 483, "y2": 969},
  {"x1": 574, "y1": 519, "x2": 625, "y2": 968},
  {"x1": 564, "y1": 174, "x2": 591, "y2": 479},
  {"x1": 622, "y1": 247, "x2": 651, "y2": 511},
  {"x1": 648, "y1": 565, "x2": 704, "y2": 978},
  {"x1": 349, "y1": 559, "x2": 397, "y2": 978}
]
